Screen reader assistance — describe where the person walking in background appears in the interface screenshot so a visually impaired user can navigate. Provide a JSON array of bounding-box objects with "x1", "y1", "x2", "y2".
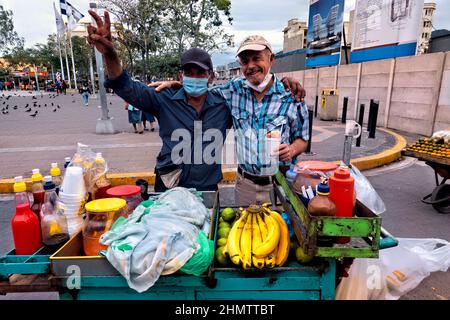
[
  {"x1": 61, "y1": 80, "x2": 67, "y2": 95},
  {"x1": 141, "y1": 111, "x2": 156, "y2": 132},
  {"x1": 124, "y1": 101, "x2": 143, "y2": 134},
  {"x1": 80, "y1": 82, "x2": 90, "y2": 106}
]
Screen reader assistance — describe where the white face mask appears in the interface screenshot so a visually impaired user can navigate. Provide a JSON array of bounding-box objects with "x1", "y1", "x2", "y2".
[{"x1": 245, "y1": 72, "x2": 273, "y2": 93}]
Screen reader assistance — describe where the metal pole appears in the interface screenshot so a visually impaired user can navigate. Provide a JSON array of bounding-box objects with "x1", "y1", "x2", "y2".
[
  {"x1": 304, "y1": 109, "x2": 316, "y2": 156},
  {"x1": 368, "y1": 100, "x2": 379, "y2": 139},
  {"x1": 51, "y1": 65, "x2": 55, "y2": 84},
  {"x1": 341, "y1": 97, "x2": 348, "y2": 124},
  {"x1": 367, "y1": 99, "x2": 374, "y2": 131},
  {"x1": 90, "y1": 1, "x2": 114, "y2": 134},
  {"x1": 88, "y1": 46, "x2": 97, "y2": 99},
  {"x1": 68, "y1": 31, "x2": 78, "y2": 90},
  {"x1": 63, "y1": 28, "x2": 72, "y2": 89},
  {"x1": 57, "y1": 34, "x2": 66, "y2": 81},
  {"x1": 314, "y1": 95, "x2": 318, "y2": 118},
  {"x1": 356, "y1": 104, "x2": 364, "y2": 147},
  {"x1": 33, "y1": 64, "x2": 40, "y2": 92}
]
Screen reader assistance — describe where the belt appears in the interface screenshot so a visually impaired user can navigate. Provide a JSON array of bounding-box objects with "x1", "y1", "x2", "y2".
[{"x1": 237, "y1": 167, "x2": 273, "y2": 186}]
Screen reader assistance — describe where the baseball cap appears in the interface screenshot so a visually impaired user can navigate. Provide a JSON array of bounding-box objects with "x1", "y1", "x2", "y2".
[
  {"x1": 181, "y1": 48, "x2": 213, "y2": 71},
  {"x1": 237, "y1": 35, "x2": 273, "y2": 56}
]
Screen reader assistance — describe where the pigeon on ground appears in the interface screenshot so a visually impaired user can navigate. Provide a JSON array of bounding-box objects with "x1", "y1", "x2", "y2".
[
  {"x1": 25, "y1": 108, "x2": 32, "y2": 112},
  {"x1": 57, "y1": 105, "x2": 61, "y2": 109},
  {"x1": 13, "y1": 106, "x2": 18, "y2": 110},
  {"x1": 53, "y1": 108, "x2": 57, "y2": 112},
  {"x1": 44, "y1": 104, "x2": 47, "y2": 107},
  {"x1": 30, "y1": 111, "x2": 38, "y2": 117},
  {"x1": 51, "y1": 103, "x2": 54, "y2": 106}
]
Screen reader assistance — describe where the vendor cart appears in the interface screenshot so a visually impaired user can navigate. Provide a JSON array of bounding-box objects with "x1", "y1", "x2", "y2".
[
  {"x1": 0, "y1": 174, "x2": 397, "y2": 300},
  {"x1": 403, "y1": 150, "x2": 450, "y2": 214}
]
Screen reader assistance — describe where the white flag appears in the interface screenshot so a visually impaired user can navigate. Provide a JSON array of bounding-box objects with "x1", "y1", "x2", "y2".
[
  {"x1": 66, "y1": 1, "x2": 84, "y2": 31},
  {"x1": 53, "y1": 2, "x2": 65, "y2": 36}
]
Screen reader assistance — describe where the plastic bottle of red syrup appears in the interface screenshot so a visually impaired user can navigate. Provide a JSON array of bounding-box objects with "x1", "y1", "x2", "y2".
[
  {"x1": 329, "y1": 168, "x2": 355, "y2": 244},
  {"x1": 11, "y1": 176, "x2": 42, "y2": 255}
]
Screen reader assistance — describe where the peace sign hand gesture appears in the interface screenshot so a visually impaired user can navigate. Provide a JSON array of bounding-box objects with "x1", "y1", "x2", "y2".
[{"x1": 87, "y1": 10, "x2": 114, "y2": 56}]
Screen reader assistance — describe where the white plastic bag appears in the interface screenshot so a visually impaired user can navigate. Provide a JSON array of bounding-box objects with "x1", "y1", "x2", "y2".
[
  {"x1": 342, "y1": 162, "x2": 387, "y2": 215},
  {"x1": 336, "y1": 238, "x2": 450, "y2": 300}
]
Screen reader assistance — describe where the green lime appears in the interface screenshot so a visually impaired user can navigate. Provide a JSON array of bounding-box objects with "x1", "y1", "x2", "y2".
[
  {"x1": 219, "y1": 217, "x2": 224, "y2": 223},
  {"x1": 216, "y1": 252, "x2": 228, "y2": 266},
  {"x1": 221, "y1": 207, "x2": 236, "y2": 222},
  {"x1": 218, "y1": 227, "x2": 231, "y2": 239},
  {"x1": 219, "y1": 222, "x2": 231, "y2": 229},
  {"x1": 217, "y1": 238, "x2": 228, "y2": 247},
  {"x1": 295, "y1": 247, "x2": 313, "y2": 264}
]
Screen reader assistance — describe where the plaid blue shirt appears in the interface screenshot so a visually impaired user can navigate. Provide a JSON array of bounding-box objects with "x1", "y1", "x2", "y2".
[{"x1": 214, "y1": 75, "x2": 309, "y2": 176}]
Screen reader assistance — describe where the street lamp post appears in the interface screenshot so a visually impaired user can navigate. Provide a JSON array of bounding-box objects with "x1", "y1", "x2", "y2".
[{"x1": 90, "y1": 1, "x2": 114, "y2": 134}]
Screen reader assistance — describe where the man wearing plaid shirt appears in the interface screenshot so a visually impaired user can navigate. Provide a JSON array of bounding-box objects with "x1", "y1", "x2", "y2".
[
  {"x1": 152, "y1": 35, "x2": 309, "y2": 204},
  {"x1": 217, "y1": 35, "x2": 309, "y2": 205}
]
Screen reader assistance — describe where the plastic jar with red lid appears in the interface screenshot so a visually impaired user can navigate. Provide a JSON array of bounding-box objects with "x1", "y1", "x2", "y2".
[{"x1": 106, "y1": 185, "x2": 143, "y2": 216}]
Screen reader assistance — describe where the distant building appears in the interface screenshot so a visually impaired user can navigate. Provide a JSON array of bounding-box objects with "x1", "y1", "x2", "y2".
[
  {"x1": 429, "y1": 29, "x2": 450, "y2": 53},
  {"x1": 214, "y1": 60, "x2": 241, "y2": 84},
  {"x1": 283, "y1": 18, "x2": 308, "y2": 53},
  {"x1": 417, "y1": 2, "x2": 436, "y2": 55}
]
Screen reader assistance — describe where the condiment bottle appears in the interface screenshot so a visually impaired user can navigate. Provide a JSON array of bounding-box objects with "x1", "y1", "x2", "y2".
[
  {"x1": 93, "y1": 153, "x2": 111, "y2": 199},
  {"x1": 11, "y1": 176, "x2": 42, "y2": 254},
  {"x1": 329, "y1": 168, "x2": 355, "y2": 244},
  {"x1": 39, "y1": 176, "x2": 70, "y2": 250},
  {"x1": 307, "y1": 182, "x2": 336, "y2": 216},
  {"x1": 31, "y1": 169, "x2": 45, "y2": 218},
  {"x1": 50, "y1": 162, "x2": 62, "y2": 195}
]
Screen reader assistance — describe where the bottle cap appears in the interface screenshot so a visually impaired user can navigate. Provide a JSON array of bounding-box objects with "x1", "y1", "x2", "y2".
[
  {"x1": 43, "y1": 175, "x2": 56, "y2": 190},
  {"x1": 13, "y1": 176, "x2": 26, "y2": 193},
  {"x1": 50, "y1": 163, "x2": 61, "y2": 176},
  {"x1": 317, "y1": 182, "x2": 330, "y2": 195},
  {"x1": 333, "y1": 168, "x2": 350, "y2": 179},
  {"x1": 31, "y1": 169, "x2": 43, "y2": 182}
]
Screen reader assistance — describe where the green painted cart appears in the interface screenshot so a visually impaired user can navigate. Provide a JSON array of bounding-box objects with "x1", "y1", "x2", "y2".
[{"x1": 0, "y1": 177, "x2": 396, "y2": 300}]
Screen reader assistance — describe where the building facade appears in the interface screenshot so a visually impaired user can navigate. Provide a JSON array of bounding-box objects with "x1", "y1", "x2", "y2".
[
  {"x1": 283, "y1": 18, "x2": 308, "y2": 53},
  {"x1": 417, "y1": 2, "x2": 436, "y2": 55}
]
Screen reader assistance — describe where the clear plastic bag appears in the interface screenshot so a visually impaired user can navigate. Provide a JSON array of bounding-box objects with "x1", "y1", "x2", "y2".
[
  {"x1": 336, "y1": 238, "x2": 450, "y2": 300},
  {"x1": 342, "y1": 162, "x2": 386, "y2": 215},
  {"x1": 68, "y1": 143, "x2": 109, "y2": 194}
]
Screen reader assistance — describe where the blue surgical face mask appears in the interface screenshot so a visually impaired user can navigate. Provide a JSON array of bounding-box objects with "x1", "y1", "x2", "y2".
[{"x1": 182, "y1": 76, "x2": 209, "y2": 97}]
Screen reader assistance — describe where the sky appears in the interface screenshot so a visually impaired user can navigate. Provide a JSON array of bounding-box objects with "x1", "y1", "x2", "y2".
[{"x1": 1, "y1": 0, "x2": 449, "y2": 66}]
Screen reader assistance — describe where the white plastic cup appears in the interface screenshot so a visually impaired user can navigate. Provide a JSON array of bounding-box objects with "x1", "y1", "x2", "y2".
[{"x1": 60, "y1": 167, "x2": 86, "y2": 195}]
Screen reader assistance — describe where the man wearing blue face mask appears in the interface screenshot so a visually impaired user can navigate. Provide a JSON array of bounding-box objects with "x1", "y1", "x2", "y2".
[{"x1": 87, "y1": 10, "x2": 304, "y2": 193}]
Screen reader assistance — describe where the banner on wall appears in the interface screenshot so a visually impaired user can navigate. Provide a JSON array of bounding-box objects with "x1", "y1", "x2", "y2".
[
  {"x1": 306, "y1": 0, "x2": 346, "y2": 68},
  {"x1": 350, "y1": 0, "x2": 425, "y2": 63}
]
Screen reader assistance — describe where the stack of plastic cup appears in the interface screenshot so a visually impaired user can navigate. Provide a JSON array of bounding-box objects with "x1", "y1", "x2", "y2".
[{"x1": 59, "y1": 167, "x2": 87, "y2": 236}]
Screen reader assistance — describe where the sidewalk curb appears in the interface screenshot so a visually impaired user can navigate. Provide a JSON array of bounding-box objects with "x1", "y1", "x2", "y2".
[{"x1": 0, "y1": 128, "x2": 407, "y2": 193}]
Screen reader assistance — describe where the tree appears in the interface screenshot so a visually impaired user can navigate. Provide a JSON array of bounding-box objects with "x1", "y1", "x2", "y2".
[
  {"x1": 0, "y1": 5, "x2": 24, "y2": 55},
  {"x1": 102, "y1": 0, "x2": 168, "y2": 80},
  {"x1": 70, "y1": 36, "x2": 92, "y2": 79}
]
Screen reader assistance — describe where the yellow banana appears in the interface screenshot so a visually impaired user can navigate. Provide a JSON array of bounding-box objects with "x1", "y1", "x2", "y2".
[
  {"x1": 240, "y1": 213, "x2": 253, "y2": 269},
  {"x1": 265, "y1": 247, "x2": 277, "y2": 268},
  {"x1": 251, "y1": 213, "x2": 265, "y2": 269},
  {"x1": 253, "y1": 213, "x2": 280, "y2": 258},
  {"x1": 257, "y1": 213, "x2": 268, "y2": 242},
  {"x1": 269, "y1": 210, "x2": 291, "y2": 267},
  {"x1": 222, "y1": 241, "x2": 229, "y2": 258},
  {"x1": 227, "y1": 210, "x2": 249, "y2": 265}
]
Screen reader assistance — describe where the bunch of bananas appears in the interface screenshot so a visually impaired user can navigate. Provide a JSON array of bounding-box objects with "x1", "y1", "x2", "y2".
[{"x1": 222, "y1": 205, "x2": 290, "y2": 269}]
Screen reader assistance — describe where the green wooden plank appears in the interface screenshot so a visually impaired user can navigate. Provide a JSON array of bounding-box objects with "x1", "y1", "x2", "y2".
[
  {"x1": 320, "y1": 259, "x2": 336, "y2": 300},
  {"x1": 318, "y1": 217, "x2": 378, "y2": 237},
  {"x1": 316, "y1": 247, "x2": 379, "y2": 258},
  {"x1": 196, "y1": 290, "x2": 320, "y2": 300},
  {"x1": 75, "y1": 288, "x2": 196, "y2": 300},
  {"x1": 213, "y1": 275, "x2": 321, "y2": 291},
  {"x1": 275, "y1": 172, "x2": 310, "y2": 227},
  {"x1": 76, "y1": 275, "x2": 206, "y2": 288}
]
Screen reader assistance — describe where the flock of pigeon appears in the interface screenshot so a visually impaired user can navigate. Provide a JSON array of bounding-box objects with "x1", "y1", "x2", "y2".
[{"x1": 0, "y1": 92, "x2": 76, "y2": 118}]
